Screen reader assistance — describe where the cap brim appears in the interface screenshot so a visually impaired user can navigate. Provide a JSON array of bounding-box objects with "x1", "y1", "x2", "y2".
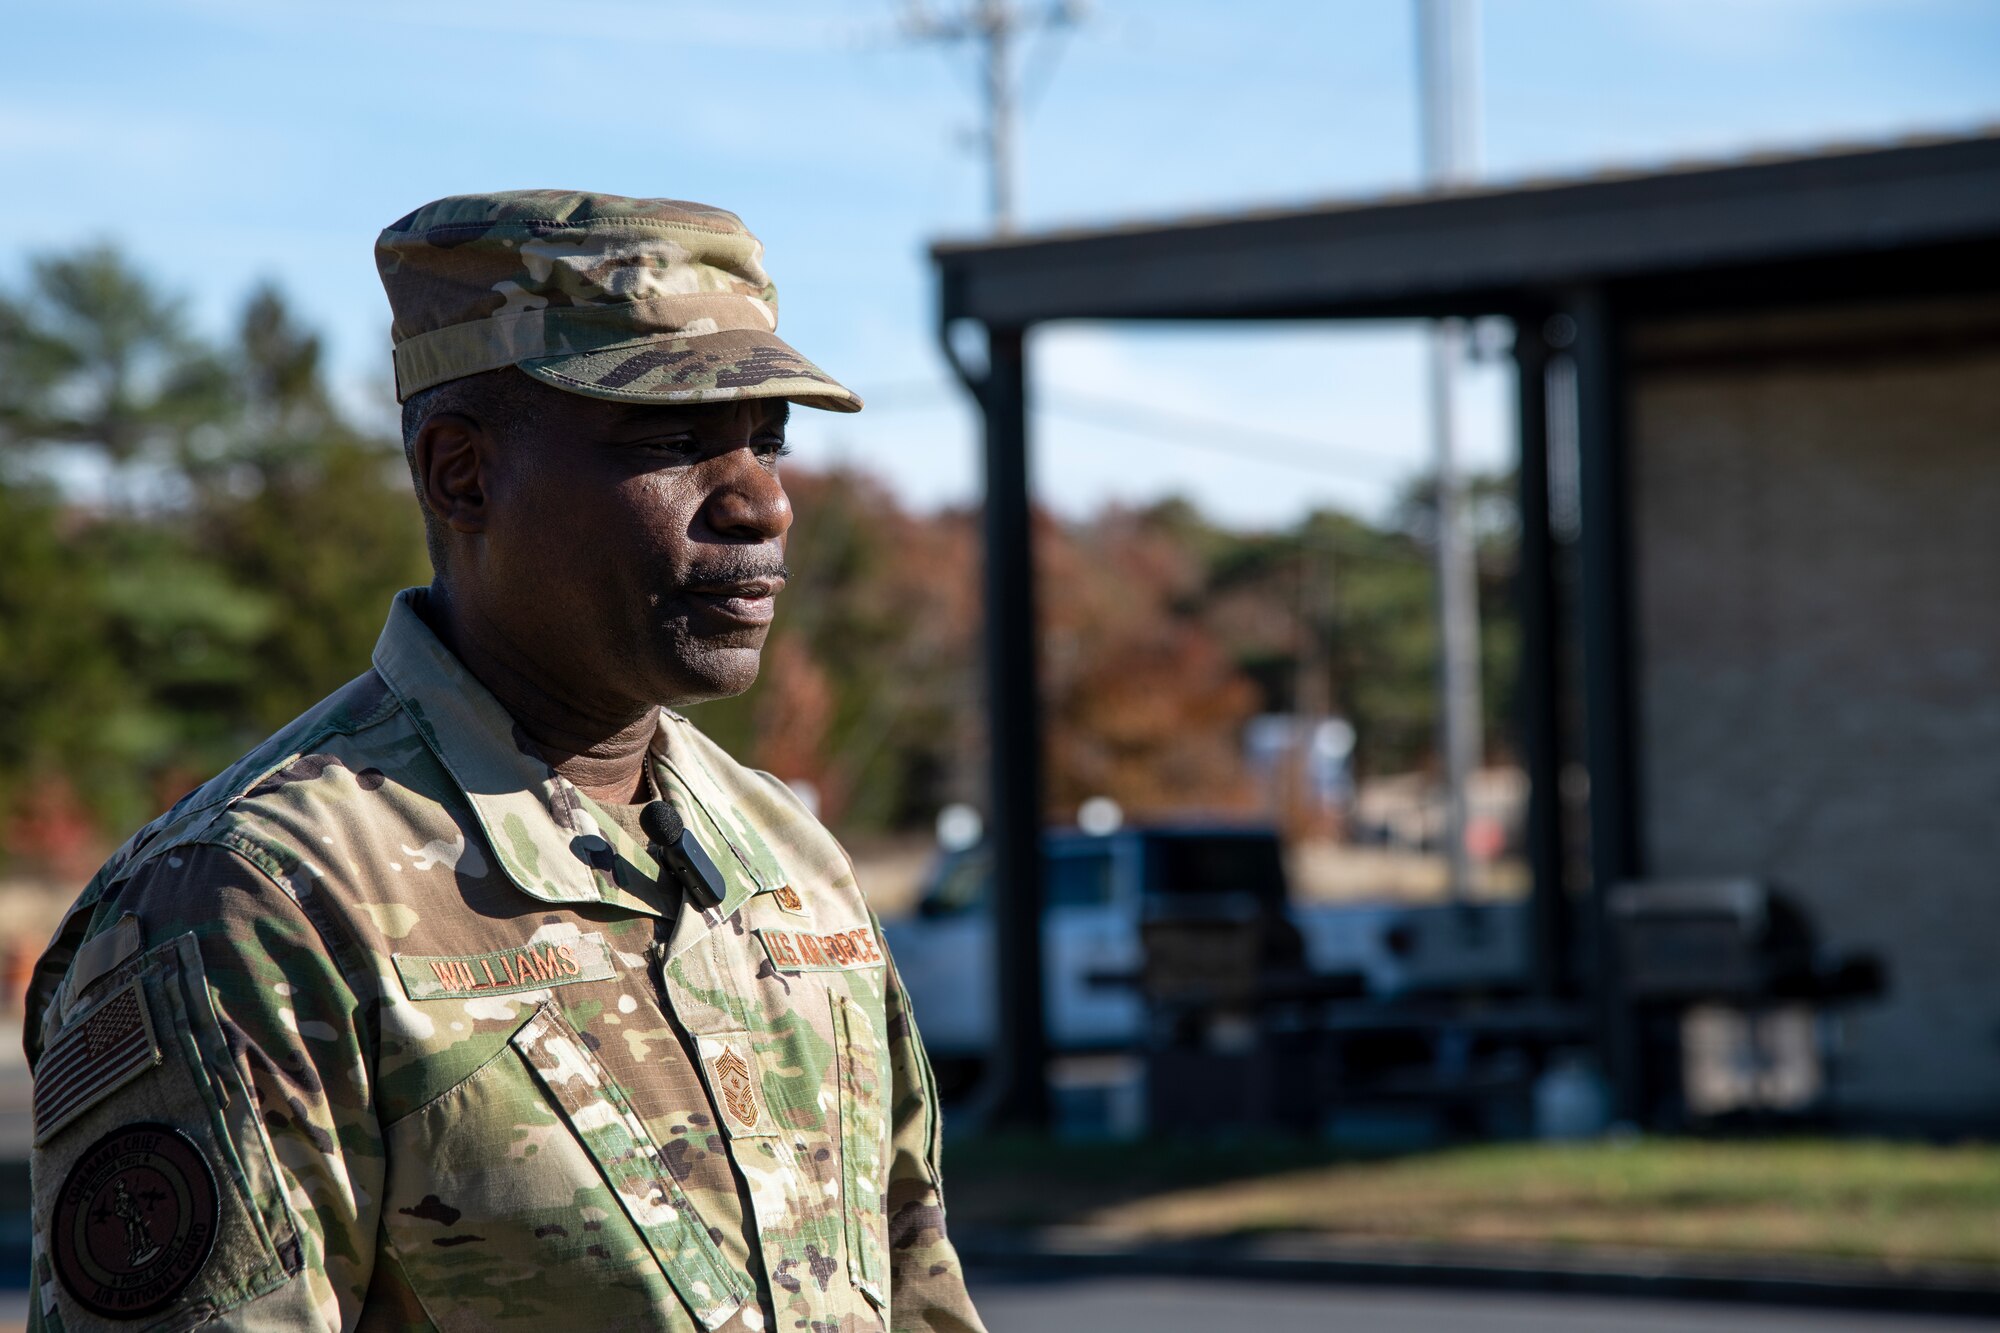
[{"x1": 516, "y1": 327, "x2": 861, "y2": 413}]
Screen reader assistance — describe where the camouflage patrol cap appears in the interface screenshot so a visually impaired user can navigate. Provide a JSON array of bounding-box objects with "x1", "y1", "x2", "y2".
[{"x1": 375, "y1": 190, "x2": 860, "y2": 412}]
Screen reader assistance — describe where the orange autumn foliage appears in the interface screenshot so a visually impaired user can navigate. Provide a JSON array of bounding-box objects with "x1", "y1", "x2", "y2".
[{"x1": 721, "y1": 469, "x2": 1261, "y2": 828}]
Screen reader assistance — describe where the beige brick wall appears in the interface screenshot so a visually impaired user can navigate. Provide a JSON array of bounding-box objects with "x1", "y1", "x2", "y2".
[{"x1": 1630, "y1": 298, "x2": 2000, "y2": 1124}]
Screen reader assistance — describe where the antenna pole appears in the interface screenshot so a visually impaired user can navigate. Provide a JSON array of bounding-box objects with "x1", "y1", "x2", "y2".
[
  {"x1": 1417, "y1": 0, "x2": 1484, "y2": 904},
  {"x1": 904, "y1": 0, "x2": 1080, "y2": 233}
]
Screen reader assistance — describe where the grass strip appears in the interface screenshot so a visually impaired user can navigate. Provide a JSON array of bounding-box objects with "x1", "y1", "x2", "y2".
[{"x1": 944, "y1": 1136, "x2": 2000, "y2": 1269}]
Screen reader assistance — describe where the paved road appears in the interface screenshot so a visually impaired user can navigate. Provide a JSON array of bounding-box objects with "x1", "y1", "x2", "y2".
[{"x1": 967, "y1": 1272, "x2": 2000, "y2": 1333}]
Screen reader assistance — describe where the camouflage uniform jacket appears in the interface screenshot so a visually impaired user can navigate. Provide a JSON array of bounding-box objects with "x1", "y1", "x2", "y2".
[{"x1": 24, "y1": 590, "x2": 985, "y2": 1333}]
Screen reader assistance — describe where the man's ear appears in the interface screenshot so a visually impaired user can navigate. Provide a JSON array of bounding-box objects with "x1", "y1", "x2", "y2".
[{"x1": 413, "y1": 412, "x2": 490, "y2": 537}]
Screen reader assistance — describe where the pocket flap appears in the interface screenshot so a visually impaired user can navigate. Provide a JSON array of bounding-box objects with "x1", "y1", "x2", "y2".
[{"x1": 511, "y1": 1003, "x2": 753, "y2": 1330}]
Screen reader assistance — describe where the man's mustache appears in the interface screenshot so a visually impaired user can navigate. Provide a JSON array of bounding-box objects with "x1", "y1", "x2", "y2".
[{"x1": 682, "y1": 554, "x2": 791, "y2": 587}]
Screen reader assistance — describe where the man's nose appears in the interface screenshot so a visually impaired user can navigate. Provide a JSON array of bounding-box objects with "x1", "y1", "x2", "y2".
[{"x1": 702, "y1": 448, "x2": 793, "y2": 542}]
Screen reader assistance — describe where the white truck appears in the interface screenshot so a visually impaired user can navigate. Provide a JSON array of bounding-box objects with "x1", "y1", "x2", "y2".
[{"x1": 880, "y1": 824, "x2": 1531, "y2": 1069}]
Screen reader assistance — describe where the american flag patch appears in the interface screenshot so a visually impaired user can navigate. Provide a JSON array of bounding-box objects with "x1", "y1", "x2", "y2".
[{"x1": 33, "y1": 981, "x2": 160, "y2": 1146}]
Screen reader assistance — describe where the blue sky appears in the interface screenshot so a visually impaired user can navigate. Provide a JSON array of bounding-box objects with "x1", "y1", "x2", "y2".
[{"x1": 5, "y1": 0, "x2": 1997, "y2": 526}]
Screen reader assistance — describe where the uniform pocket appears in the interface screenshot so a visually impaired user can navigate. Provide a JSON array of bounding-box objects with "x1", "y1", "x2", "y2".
[
  {"x1": 381, "y1": 1015, "x2": 710, "y2": 1332},
  {"x1": 688, "y1": 1026, "x2": 847, "y2": 1303},
  {"x1": 832, "y1": 991, "x2": 889, "y2": 1309},
  {"x1": 30, "y1": 935, "x2": 298, "y2": 1329},
  {"x1": 511, "y1": 1003, "x2": 753, "y2": 1330}
]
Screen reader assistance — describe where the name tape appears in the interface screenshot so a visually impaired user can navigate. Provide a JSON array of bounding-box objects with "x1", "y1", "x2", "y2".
[{"x1": 394, "y1": 932, "x2": 615, "y2": 1000}]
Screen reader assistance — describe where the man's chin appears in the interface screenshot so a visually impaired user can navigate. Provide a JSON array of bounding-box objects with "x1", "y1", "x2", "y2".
[{"x1": 656, "y1": 642, "x2": 766, "y2": 708}]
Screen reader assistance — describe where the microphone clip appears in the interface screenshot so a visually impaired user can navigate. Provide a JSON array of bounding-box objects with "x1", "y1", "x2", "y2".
[{"x1": 640, "y1": 800, "x2": 727, "y2": 911}]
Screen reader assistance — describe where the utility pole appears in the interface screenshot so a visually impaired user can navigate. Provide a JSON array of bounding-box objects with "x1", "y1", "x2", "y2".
[
  {"x1": 903, "y1": 0, "x2": 1082, "y2": 233},
  {"x1": 1417, "y1": 0, "x2": 1484, "y2": 903},
  {"x1": 910, "y1": 1, "x2": 1081, "y2": 1132}
]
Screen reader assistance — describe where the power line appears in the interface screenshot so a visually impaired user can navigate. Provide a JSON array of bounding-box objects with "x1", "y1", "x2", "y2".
[
  {"x1": 901, "y1": 1, "x2": 1085, "y2": 232},
  {"x1": 1041, "y1": 388, "x2": 1418, "y2": 475},
  {"x1": 806, "y1": 385, "x2": 1475, "y2": 567},
  {"x1": 846, "y1": 377, "x2": 1426, "y2": 482}
]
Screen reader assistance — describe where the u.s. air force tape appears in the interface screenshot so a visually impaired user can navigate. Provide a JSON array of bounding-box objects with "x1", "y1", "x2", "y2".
[
  {"x1": 392, "y1": 931, "x2": 615, "y2": 1000},
  {"x1": 754, "y1": 927, "x2": 884, "y2": 973}
]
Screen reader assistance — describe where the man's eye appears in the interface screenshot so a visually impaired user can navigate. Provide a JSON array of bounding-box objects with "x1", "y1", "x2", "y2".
[
  {"x1": 756, "y1": 438, "x2": 792, "y2": 460},
  {"x1": 636, "y1": 436, "x2": 701, "y2": 456}
]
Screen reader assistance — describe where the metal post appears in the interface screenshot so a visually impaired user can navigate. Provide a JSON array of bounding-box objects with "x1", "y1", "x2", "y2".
[
  {"x1": 1569, "y1": 286, "x2": 1641, "y2": 1119},
  {"x1": 978, "y1": 325, "x2": 1050, "y2": 1129},
  {"x1": 1513, "y1": 319, "x2": 1568, "y2": 1000},
  {"x1": 1417, "y1": 0, "x2": 1484, "y2": 901},
  {"x1": 1417, "y1": 0, "x2": 1481, "y2": 177},
  {"x1": 1429, "y1": 324, "x2": 1483, "y2": 901}
]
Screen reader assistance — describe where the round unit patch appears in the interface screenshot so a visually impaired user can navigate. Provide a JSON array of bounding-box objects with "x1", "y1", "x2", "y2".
[{"x1": 52, "y1": 1122, "x2": 218, "y2": 1320}]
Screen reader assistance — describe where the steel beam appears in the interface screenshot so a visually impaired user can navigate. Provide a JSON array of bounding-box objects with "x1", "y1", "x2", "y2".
[
  {"x1": 1569, "y1": 287, "x2": 1643, "y2": 1120},
  {"x1": 1513, "y1": 318, "x2": 1570, "y2": 1001},
  {"x1": 932, "y1": 136, "x2": 2000, "y2": 328},
  {"x1": 966, "y1": 325, "x2": 1051, "y2": 1130}
]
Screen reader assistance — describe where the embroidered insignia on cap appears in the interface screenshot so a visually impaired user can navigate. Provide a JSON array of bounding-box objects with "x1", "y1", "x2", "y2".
[
  {"x1": 52, "y1": 1123, "x2": 218, "y2": 1319},
  {"x1": 33, "y1": 982, "x2": 160, "y2": 1147}
]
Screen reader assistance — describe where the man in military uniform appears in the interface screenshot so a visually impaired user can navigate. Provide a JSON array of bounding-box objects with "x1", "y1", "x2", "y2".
[{"x1": 23, "y1": 192, "x2": 987, "y2": 1332}]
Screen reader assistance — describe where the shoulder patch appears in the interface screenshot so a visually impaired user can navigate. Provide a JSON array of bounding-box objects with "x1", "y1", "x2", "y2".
[
  {"x1": 34, "y1": 982, "x2": 161, "y2": 1147},
  {"x1": 52, "y1": 1122, "x2": 218, "y2": 1319},
  {"x1": 393, "y1": 931, "x2": 616, "y2": 1000}
]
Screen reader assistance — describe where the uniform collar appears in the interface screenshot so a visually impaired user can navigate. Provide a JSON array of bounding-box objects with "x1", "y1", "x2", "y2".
[{"x1": 370, "y1": 588, "x2": 658, "y2": 913}]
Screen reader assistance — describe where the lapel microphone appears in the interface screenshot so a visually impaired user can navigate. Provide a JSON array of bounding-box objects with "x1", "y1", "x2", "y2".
[{"x1": 640, "y1": 801, "x2": 727, "y2": 910}]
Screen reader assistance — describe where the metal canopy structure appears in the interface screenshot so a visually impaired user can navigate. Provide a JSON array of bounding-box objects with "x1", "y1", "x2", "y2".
[
  {"x1": 937, "y1": 133, "x2": 2000, "y2": 324},
  {"x1": 931, "y1": 132, "x2": 2000, "y2": 1128}
]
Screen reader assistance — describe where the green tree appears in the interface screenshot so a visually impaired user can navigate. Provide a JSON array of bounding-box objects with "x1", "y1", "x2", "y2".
[
  {"x1": 0, "y1": 245, "x2": 227, "y2": 485},
  {"x1": 1163, "y1": 473, "x2": 1521, "y2": 782},
  {"x1": 187, "y1": 285, "x2": 429, "y2": 732},
  {"x1": 0, "y1": 242, "x2": 1531, "y2": 863},
  {"x1": 0, "y1": 480, "x2": 137, "y2": 849},
  {"x1": 0, "y1": 251, "x2": 426, "y2": 864}
]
